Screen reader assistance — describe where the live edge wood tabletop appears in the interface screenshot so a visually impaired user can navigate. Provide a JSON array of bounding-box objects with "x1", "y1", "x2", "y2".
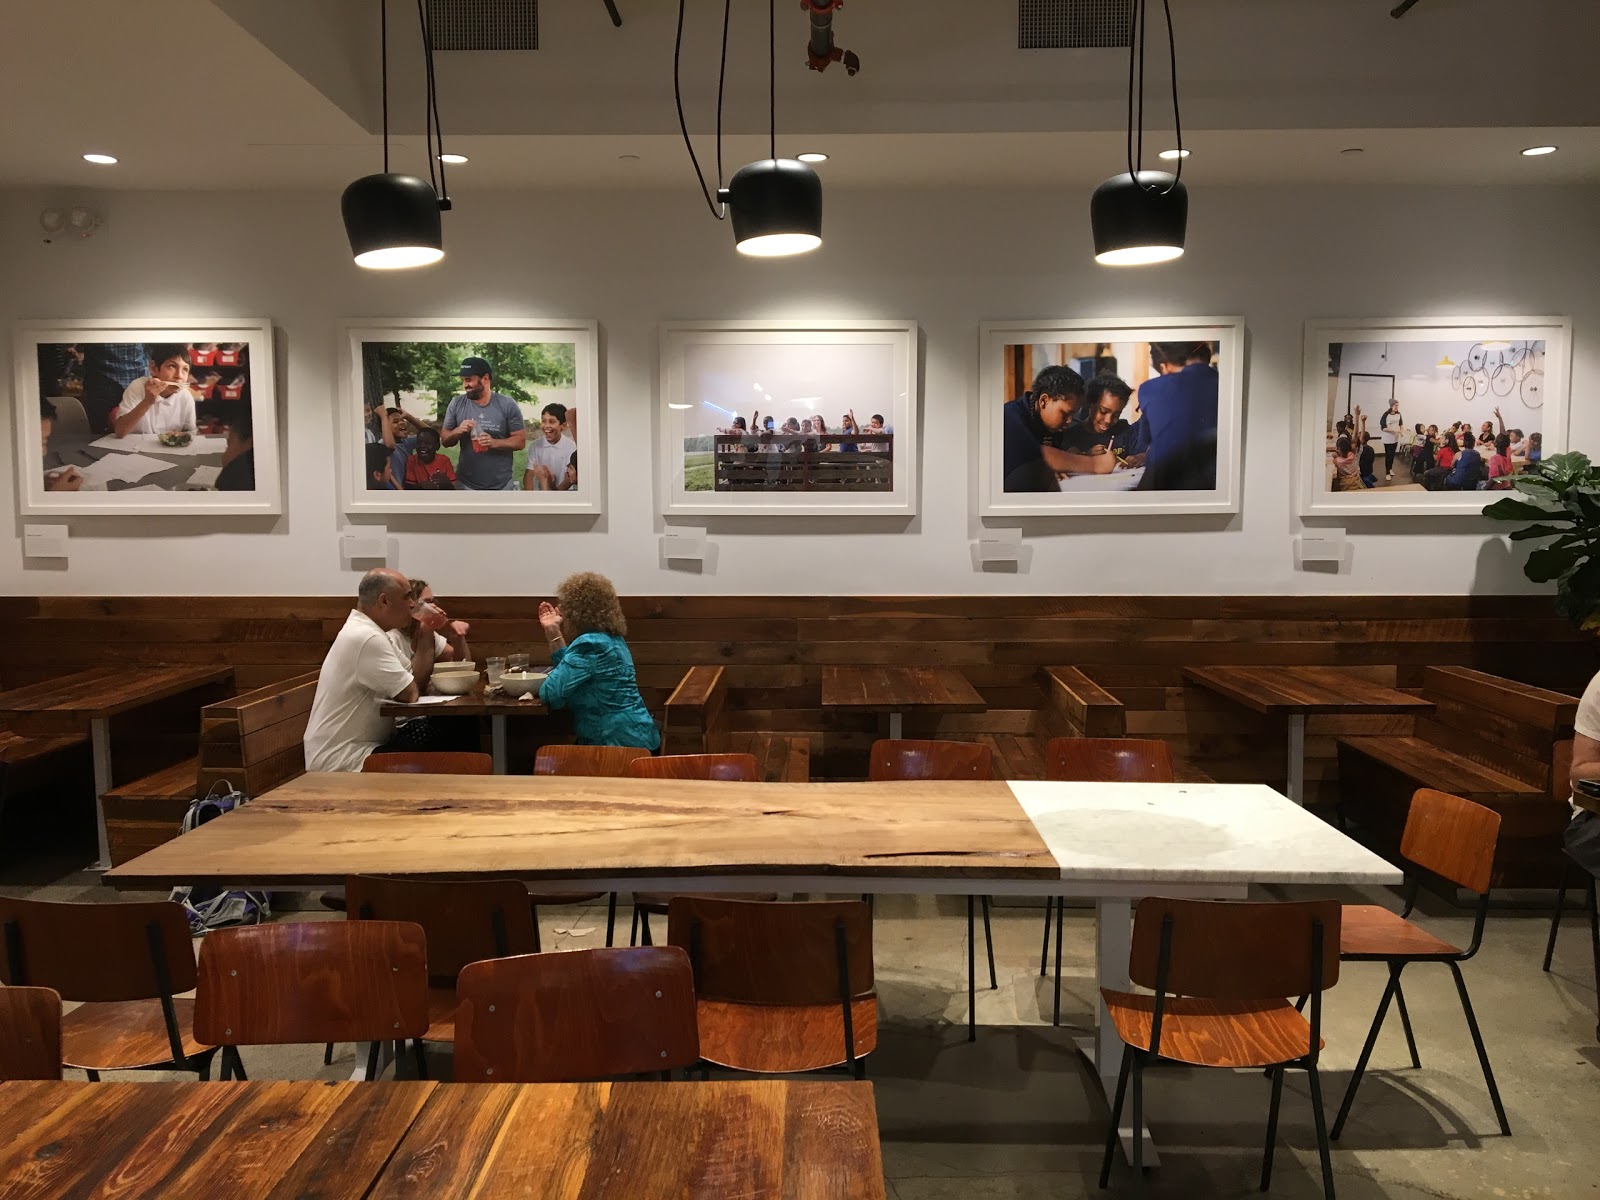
[{"x1": 0, "y1": 1079, "x2": 885, "y2": 1200}]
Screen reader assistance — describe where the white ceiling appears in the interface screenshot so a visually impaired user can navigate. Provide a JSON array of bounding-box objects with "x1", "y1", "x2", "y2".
[{"x1": 3, "y1": 0, "x2": 1597, "y2": 191}]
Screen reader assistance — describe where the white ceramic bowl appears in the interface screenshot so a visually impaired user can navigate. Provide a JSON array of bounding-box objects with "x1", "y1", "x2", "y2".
[
  {"x1": 431, "y1": 672, "x2": 477, "y2": 695},
  {"x1": 499, "y1": 670, "x2": 547, "y2": 697},
  {"x1": 433, "y1": 660, "x2": 477, "y2": 674}
]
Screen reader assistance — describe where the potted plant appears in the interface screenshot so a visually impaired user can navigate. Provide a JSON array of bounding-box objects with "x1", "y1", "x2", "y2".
[{"x1": 1483, "y1": 452, "x2": 1600, "y2": 629}]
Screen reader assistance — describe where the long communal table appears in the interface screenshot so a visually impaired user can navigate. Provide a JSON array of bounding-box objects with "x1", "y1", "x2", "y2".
[
  {"x1": 108, "y1": 773, "x2": 1400, "y2": 1162},
  {"x1": 0, "y1": 1078, "x2": 883, "y2": 1199}
]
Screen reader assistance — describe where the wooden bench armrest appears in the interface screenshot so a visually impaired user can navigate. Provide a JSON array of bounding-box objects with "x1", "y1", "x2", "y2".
[
  {"x1": 1422, "y1": 666, "x2": 1578, "y2": 733},
  {"x1": 1039, "y1": 666, "x2": 1125, "y2": 739}
]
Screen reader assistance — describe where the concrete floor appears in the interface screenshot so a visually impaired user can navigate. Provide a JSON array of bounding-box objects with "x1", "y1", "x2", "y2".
[{"x1": 5, "y1": 853, "x2": 1598, "y2": 1200}]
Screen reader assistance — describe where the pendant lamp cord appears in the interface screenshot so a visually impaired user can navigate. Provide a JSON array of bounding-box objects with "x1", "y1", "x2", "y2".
[
  {"x1": 380, "y1": 0, "x2": 390, "y2": 173},
  {"x1": 417, "y1": 0, "x2": 450, "y2": 205},
  {"x1": 1126, "y1": 0, "x2": 1183, "y2": 195},
  {"x1": 769, "y1": 0, "x2": 776, "y2": 162},
  {"x1": 675, "y1": 0, "x2": 732, "y2": 219}
]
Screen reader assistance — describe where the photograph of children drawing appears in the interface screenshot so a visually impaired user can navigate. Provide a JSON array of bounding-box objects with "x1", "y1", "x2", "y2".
[{"x1": 1321, "y1": 339, "x2": 1546, "y2": 496}]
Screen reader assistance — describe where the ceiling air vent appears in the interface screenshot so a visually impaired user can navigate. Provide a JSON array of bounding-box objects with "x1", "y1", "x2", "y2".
[
  {"x1": 426, "y1": 0, "x2": 538, "y2": 51},
  {"x1": 1018, "y1": 0, "x2": 1133, "y2": 49}
]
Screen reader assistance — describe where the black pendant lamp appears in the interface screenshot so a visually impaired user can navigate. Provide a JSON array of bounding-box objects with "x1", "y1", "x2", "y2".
[
  {"x1": 1091, "y1": 0, "x2": 1186, "y2": 266},
  {"x1": 676, "y1": 0, "x2": 821, "y2": 257},
  {"x1": 342, "y1": 0, "x2": 453, "y2": 269}
]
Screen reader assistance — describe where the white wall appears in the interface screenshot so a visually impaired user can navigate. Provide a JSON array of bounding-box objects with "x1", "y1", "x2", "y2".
[{"x1": 1, "y1": 183, "x2": 1595, "y2": 598}]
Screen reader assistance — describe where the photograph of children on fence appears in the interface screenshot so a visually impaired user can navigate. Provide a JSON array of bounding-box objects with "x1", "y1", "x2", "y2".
[
  {"x1": 678, "y1": 341, "x2": 898, "y2": 493},
  {"x1": 1000, "y1": 339, "x2": 1222, "y2": 494},
  {"x1": 36, "y1": 339, "x2": 259, "y2": 494},
  {"x1": 1322, "y1": 340, "x2": 1545, "y2": 495},
  {"x1": 359, "y1": 340, "x2": 579, "y2": 494}
]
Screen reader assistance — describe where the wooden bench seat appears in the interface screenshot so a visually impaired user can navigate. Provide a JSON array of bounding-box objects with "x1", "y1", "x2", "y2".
[
  {"x1": 976, "y1": 734, "x2": 1049, "y2": 781},
  {"x1": 662, "y1": 666, "x2": 809, "y2": 782},
  {"x1": 0, "y1": 732, "x2": 86, "y2": 766},
  {"x1": 100, "y1": 756, "x2": 200, "y2": 866}
]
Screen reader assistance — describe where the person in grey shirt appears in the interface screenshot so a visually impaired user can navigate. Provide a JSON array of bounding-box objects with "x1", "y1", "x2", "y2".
[{"x1": 440, "y1": 355, "x2": 527, "y2": 490}]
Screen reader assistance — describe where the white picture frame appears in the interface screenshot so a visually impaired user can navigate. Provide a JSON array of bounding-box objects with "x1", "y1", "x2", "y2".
[
  {"x1": 659, "y1": 319, "x2": 919, "y2": 517},
  {"x1": 978, "y1": 316, "x2": 1246, "y2": 517},
  {"x1": 338, "y1": 317, "x2": 601, "y2": 515},
  {"x1": 1299, "y1": 316, "x2": 1571, "y2": 517},
  {"x1": 16, "y1": 317, "x2": 281, "y2": 516}
]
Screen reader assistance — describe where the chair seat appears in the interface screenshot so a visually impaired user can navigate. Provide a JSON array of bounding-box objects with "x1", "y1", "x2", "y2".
[
  {"x1": 1339, "y1": 904, "x2": 1461, "y2": 959},
  {"x1": 422, "y1": 987, "x2": 459, "y2": 1043},
  {"x1": 633, "y1": 892, "x2": 778, "y2": 915},
  {"x1": 696, "y1": 996, "x2": 878, "y2": 1073},
  {"x1": 527, "y1": 892, "x2": 606, "y2": 907},
  {"x1": 63, "y1": 998, "x2": 211, "y2": 1071},
  {"x1": 1100, "y1": 991, "x2": 1319, "y2": 1069}
]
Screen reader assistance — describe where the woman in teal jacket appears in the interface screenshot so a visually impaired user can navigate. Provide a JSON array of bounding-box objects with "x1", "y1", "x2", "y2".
[{"x1": 537, "y1": 572, "x2": 660, "y2": 751}]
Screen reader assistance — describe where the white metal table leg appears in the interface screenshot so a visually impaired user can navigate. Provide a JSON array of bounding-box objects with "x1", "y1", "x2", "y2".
[
  {"x1": 89, "y1": 717, "x2": 113, "y2": 871},
  {"x1": 1287, "y1": 713, "x2": 1307, "y2": 806},
  {"x1": 887, "y1": 711, "x2": 903, "y2": 740},
  {"x1": 492, "y1": 715, "x2": 508, "y2": 775},
  {"x1": 1076, "y1": 895, "x2": 1159, "y2": 1167}
]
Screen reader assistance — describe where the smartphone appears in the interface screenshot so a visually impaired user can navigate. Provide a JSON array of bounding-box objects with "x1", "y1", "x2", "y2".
[{"x1": 1576, "y1": 779, "x2": 1600, "y2": 799}]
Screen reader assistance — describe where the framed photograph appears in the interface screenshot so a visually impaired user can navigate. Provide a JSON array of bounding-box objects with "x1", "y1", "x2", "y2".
[
  {"x1": 659, "y1": 319, "x2": 918, "y2": 517},
  {"x1": 15, "y1": 317, "x2": 280, "y2": 516},
  {"x1": 1300, "y1": 317, "x2": 1571, "y2": 516},
  {"x1": 978, "y1": 317, "x2": 1245, "y2": 517},
  {"x1": 338, "y1": 318, "x2": 600, "y2": 515}
]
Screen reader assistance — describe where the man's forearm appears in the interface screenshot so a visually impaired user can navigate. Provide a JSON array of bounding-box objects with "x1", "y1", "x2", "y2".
[
  {"x1": 411, "y1": 632, "x2": 437, "y2": 691},
  {"x1": 439, "y1": 425, "x2": 465, "y2": 446}
]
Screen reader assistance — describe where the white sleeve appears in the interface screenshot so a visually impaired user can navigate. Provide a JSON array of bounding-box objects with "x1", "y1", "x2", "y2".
[
  {"x1": 179, "y1": 390, "x2": 198, "y2": 431},
  {"x1": 117, "y1": 377, "x2": 146, "y2": 414},
  {"x1": 434, "y1": 631, "x2": 449, "y2": 656},
  {"x1": 355, "y1": 633, "x2": 415, "y2": 700},
  {"x1": 1577, "y1": 673, "x2": 1600, "y2": 741}
]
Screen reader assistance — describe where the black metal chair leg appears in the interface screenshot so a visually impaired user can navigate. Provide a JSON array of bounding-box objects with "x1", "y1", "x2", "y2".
[
  {"x1": 1130, "y1": 1053, "x2": 1145, "y2": 1198},
  {"x1": 1448, "y1": 960, "x2": 1510, "y2": 1135},
  {"x1": 981, "y1": 896, "x2": 997, "y2": 990},
  {"x1": 1331, "y1": 967, "x2": 1400, "y2": 1139},
  {"x1": 412, "y1": 1039, "x2": 428, "y2": 1080},
  {"x1": 1393, "y1": 977, "x2": 1422, "y2": 1069},
  {"x1": 85, "y1": 1068, "x2": 100, "y2": 1082},
  {"x1": 365, "y1": 1040, "x2": 382, "y2": 1082},
  {"x1": 630, "y1": 907, "x2": 640, "y2": 947},
  {"x1": 323, "y1": 1042, "x2": 334, "y2": 1065},
  {"x1": 1544, "y1": 858, "x2": 1575, "y2": 971},
  {"x1": 967, "y1": 895, "x2": 977, "y2": 1042},
  {"x1": 1052, "y1": 897, "x2": 1065, "y2": 1027},
  {"x1": 1098, "y1": 1046, "x2": 1132, "y2": 1189},
  {"x1": 640, "y1": 909, "x2": 654, "y2": 947},
  {"x1": 1261, "y1": 1065, "x2": 1285, "y2": 1191},
  {"x1": 605, "y1": 893, "x2": 617, "y2": 948},
  {"x1": 531, "y1": 908, "x2": 542, "y2": 954},
  {"x1": 1307, "y1": 1063, "x2": 1337, "y2": 1200},
  {"x1": 1040, "y1": 897, "x2": 1053, "y2": 977},
  {"x1": 1586, "y1": 876, "x2": 1600, "y2": 1042}
]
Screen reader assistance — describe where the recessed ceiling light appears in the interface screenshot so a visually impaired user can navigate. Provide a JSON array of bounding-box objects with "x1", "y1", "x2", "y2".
[
  {"x1": 1340, "y1": 147, "x2": 1365, "y2": 155},
  {"x1": 438, "y1": 153, "x2": 468, "y2": 164},
  {"x1": 1158, "y1": 148, "x2": 1189, "y2": 160},
  {"x1": 82, "y1": 153, "x2": 118, "y2": 165},
  {"x1": 1521, "y1": 144, "x2": 1558, "y2": 157},
  {"x1": 618, "y1": 154, "x2": 640, "y2": 162},
  {"x1": 796, "y1": 152, "x2": 828, "y2": 163}
]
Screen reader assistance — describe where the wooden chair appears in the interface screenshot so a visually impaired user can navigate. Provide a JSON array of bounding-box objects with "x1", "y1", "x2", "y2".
[
  {"x1": 0, "y1": 986, "x2": 62, "y2": 1080},
  {"x1": 534, "y1": 744, "x2": 653, "y2": 777},
  {"x1": 1329, "y1": 788, "x2": 1511, "y2": 1139},
  {"x1": 194, "y1": 920, "x2": 429, "y2": 1082},
  {"x1": 1041, "y1": 737, "x2": 1176, "y2": 1025},
  {"x1": 454, "y1": 947, "x2": 699, "y2": 1082},
  {"x1": 0, "y1": 897, "x2": 214, "y2": 1080},
  {"x1": 1099, "y1": 897, "x2": 1342, "y2": 1199},
  {"x1": 624, "y1": 754, "x2": 775, "y2": 946},
  {"x1": 868, "y1": 739, "x2": 996, "y2": 1043},
  {"x1": 668, "y1": 896, "x2": 875, "y2": 1076},
  {"x1": 345, "y1": 875, "x2": 539, "y2": 1055},
  {"x1": 1541, "y1": 849, "x2": 1600, "y2": 1042},
  {"x1": 362, "y1": 750, "x2": 494, "y2": 775}
]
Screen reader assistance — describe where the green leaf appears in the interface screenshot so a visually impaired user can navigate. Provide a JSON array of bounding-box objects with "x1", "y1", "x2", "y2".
[
  {"x1": 1525, "y1": 543, "x2": 1587, "y2": 583},
  {"x1": 1508, "y1": 523, "x2": 1578, "y2": 542},
  {"x1": 1482, "y1": 497, "x2": 1570, "y2": 522},
  {"x1": 1514, "y1": 474, "x2": 1556, "y2": 494}
]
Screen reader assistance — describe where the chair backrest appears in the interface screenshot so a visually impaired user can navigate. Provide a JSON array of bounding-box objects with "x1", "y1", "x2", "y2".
[
  {"x1": 1047, "y1": 737, "x2": 1174, "y2": 782},
  {"x1": 1400, "y1": 788, "x2": 1502, "y2": 895},
  {"x1": 627, "y1": 753, "x2": 758, "y2": 781},
  {"x1": 868, "y1": 739, "x2": 994, "y2": 781},
  {"x1": 0, "y1": 897, "x2": 197, "y2": 1002},
  {"x1": 667, "y1": 897, "x2": 873, "y2": 1005},
  {"x1": 0, "y1": 986, "x2": 62, "y2": 1081},
  {"x1": 193, "y1": 920, "x2": 429, "y2": 1046},
  {"x1": 534, "y1": 744, "x2": 654, "y2": 777},
  {"x1": 345, "y1": 875, "x2": 539, "y2": 984},
  {"x1": 1130, "y1": 897, "x2": 1341, "y2": 1000},
  {"x1": 454, "y1": 947, "x2": 698, "y2": 1082},
  {"x1": 362, "y1": 751, "x2": 493, "y2": 775}
]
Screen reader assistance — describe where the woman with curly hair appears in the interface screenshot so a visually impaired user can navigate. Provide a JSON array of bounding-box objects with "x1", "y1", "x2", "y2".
[{"x1": 537, "y1": 572, "x2": 660, "y2": 751}]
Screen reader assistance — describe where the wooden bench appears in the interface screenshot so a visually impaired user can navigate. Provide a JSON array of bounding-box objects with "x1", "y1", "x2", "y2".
[
  {"x1": 102, "y1": 671, "x2": 319, "y2": 866},
  {"x1": 1337, "y1": 666, "x2": 1577, "y2": 887},
  {"x1": 662, "y1": 666, "x2": 810, "y2": 782}
]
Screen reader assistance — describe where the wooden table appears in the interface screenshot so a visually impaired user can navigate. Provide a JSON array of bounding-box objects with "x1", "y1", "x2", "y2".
[
  {"x1": 0, "y1": 1078, "x2": 883, "y2": 1199},
  {"x1": 382, "y1": 681, "x2": 549, "y2": 773},
  {"x1": 821, "y1": 666, "x2": 985, "y2": 740},
  {"x1": 109, "y1": 772, "x2": 1399, "y2": 1161},
  {"x1": 1183, "y1": 665, "x2": 1434, "y2": 806},
  {"x1": 0, "y1": 663, "x2": 233, "y2": 867}
]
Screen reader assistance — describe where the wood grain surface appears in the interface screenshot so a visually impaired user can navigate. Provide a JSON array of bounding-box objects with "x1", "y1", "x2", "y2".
[
  {"x1": 0, "y1": 987, "x2": 60, "y2": 1081},
  {"x1": 1182, "y1": 666, "x2": 1437, "y2": 716},
  {"x1": 106, "y1": 775, "x2": 1058, "y2": 889},
  {"x1": 0, "y1": 664, "x2": 234, "y2": 736},
  {"x1": 370, "y1": 1080, "x2": 885, "y2": 1199},
  {"x1": 821, "y1": 667, "x2": 987, "y2": 714}
]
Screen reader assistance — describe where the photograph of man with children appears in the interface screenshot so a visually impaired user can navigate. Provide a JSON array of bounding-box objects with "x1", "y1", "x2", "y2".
[
  {"x1": 358, "y1": 340, "x2": 580, "y2": 497},
  {"x1": 32, "y1": 336, "x2": 262, "y2": 500},
  {"x1": 1321, "y1": 339, "x2": 1547, "y2": 497},
  {"x1": 999, "y1": 338, "x2": 1223, "y2": 494}
]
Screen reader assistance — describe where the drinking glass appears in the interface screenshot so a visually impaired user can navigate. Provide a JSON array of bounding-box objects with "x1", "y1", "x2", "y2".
[
  {"x1": 509, "y1": 653, "x2": 530, "y2": 673},
  {"x1": 486, "y1": 657, "x2": 506, "y2": 688}
]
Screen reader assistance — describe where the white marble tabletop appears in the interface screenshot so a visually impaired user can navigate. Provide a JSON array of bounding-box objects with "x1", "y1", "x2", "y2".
[{"x1": 1008, "y1": 780, "x2": 1402, "y2": 885}]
